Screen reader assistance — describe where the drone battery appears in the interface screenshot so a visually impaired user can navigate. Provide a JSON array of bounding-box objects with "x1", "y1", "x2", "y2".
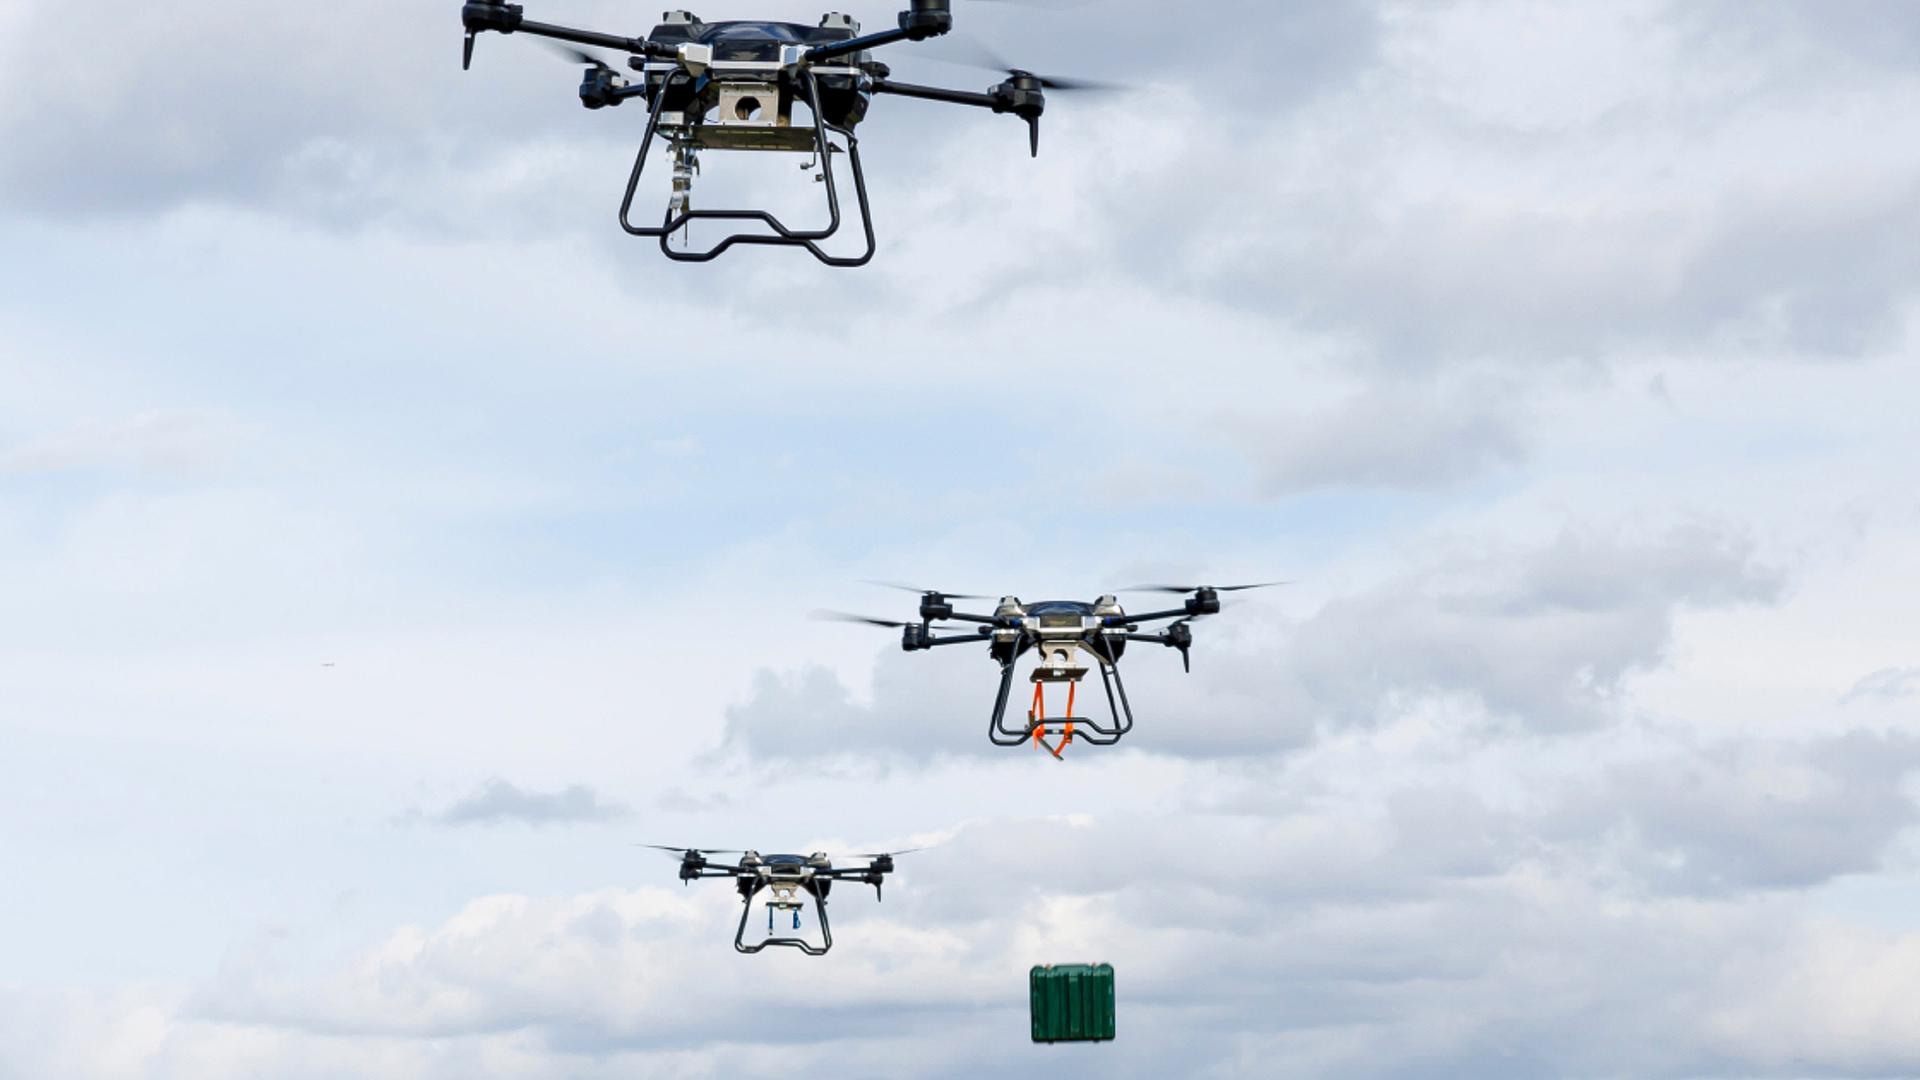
[{"x1": 1029, "y1": 963, "x2": 1116, "y2": 1044}]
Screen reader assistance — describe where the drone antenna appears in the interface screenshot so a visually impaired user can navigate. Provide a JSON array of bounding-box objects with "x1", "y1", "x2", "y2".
[{"x1": 1027, "y1": 116, "x2": 1040, "y2": 158}]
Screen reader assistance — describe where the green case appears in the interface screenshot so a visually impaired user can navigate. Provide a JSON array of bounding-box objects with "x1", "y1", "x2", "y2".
[{"x1": 1029, "y1": 963, "x2": 1116, "y2": 1043}]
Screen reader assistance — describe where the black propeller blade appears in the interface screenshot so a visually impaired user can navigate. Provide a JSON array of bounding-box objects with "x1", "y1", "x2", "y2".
[
  {"x1": 1119, "y1": 582, "x2": 1290, "y2": 595},
  {"x1": 813, "y1": 611, "x2": 916, "y2": 629},
  {"x1": 636, "y1": 844, "x2": 743, "y2": 857},
  {"x1": 863, "y1": 580, "x2": 990, "y2": 600},
  {"x1": 544, "y1": 41, "x2": 619, "y2": 74},
  {"x1": 923, "y1": 37, "x2": 1129, "y2": 93}
]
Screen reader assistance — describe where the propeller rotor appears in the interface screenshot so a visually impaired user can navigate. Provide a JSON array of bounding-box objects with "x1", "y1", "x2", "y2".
[
  {"x1": 841, "y1": 847, "x2": 931, "y2": 859},
  {"x1": 863, "y1": 580, "x2": 989, "y2": 600},
  {"x1": 636, "y1": 844, "x2": 743, "y2": 858},
  {"x1": 1118, "y1": 582, "x2": 1290, "y2": 595},
  {"x1": 813, "y1": 611, "x2": 916, "y2": 629},
  {"x1": 543, "y1": 41, "x2": 619, "y2": 74}
]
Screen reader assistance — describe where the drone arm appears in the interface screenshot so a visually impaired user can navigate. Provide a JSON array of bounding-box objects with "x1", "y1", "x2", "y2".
[
  {"x1": 870, "y1": 78, "x2": 1003, "y2": 113},
  {"x1": 807, "y1": 28, "x2": 915, "y2": 63},
  {"x1": 462, "y1": 2, "x2": 670, "y2": 64},
  {"x1": 1115, "y1": 626, "x2": 1195, "y2": 672},
  {"x1": 805, "y1": 0, "x2": 953, "y2": 62},
  {"x1": 822, "y1": 867, "x2": 890, "y2": 902},
  {"x1": 515, "y1": 19, "x2": 672, "y2": 57},
  {"x1": 1108, "y1": 607, "x2": 1191, "y2": 626}
]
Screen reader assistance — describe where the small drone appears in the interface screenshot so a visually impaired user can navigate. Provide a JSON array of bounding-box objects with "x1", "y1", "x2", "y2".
[
  {"x1": 459, "y1": 1, "x2": 1109, "y2": 265},
  {"x1": 643, "y1": 845, "x2": 916, "y2": 955},
  {"x1": 823, "y1": 583, "x2": 1281, "y2": 758}
]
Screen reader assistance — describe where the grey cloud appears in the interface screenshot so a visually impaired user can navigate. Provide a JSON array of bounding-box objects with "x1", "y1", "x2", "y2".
[
  {"x1": 1234, "y1": 378, "x2": 1528, "y2": 494},
  {"x1": 1577, "y1": 731, "x2": 1920, "y2": 894},
  {"x1": 724, "y1": 522, "x2": 1784, "y2": 768},
  {"x1": 173, "y1": 777, "x2": 1920, "y2": 1078},
  {"x1": 1842, "y1": 666, "x2": 1920, "y2": 704},
  {"x1": 0, "y1": 0, "x2": 1375, "y2": 231},
  {"x1": 0, "y1": 0, "x2": 619, "y2": 234},
  {"x1": 1291, "y1": 523, "x2": 1784, "y2": 732},
  {"x1": 15, "y1": 0, "x2": 1918, "y2": 383},
  {"x1": 429, "y1": 777, "x2": 629, "y2": 827},
  {"x1": 1039, "y1": 3, "x2": 1920, "y2": 369}
]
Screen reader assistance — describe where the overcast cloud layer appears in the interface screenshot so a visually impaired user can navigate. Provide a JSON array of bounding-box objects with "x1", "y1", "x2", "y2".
[{"x1": 3, "y1": 1, "x2": 1920, "y2": 1077}]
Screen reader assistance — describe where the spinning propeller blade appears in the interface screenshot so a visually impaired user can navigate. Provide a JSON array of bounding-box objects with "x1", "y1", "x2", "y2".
[
  {"x1": 963, "y1": 0, "x2": 1098, "y2": 12},
  {"x1": 542, "y1": 41, "x2": 618, "y2": 74},
  {"x1": 922, "y1": 37, "x2": 1129, "y2": 93},
  {"x1": 635, "y1": 844, "x2": 742, "y2": 857},
  {"x1": 862, "y1": 581, "x2": 990, "y2": 600},
  {"x1": 812, "y1": 611, "x2": 916, "y2": 629},
  {"x1": 1119, "y1": 582, "x2": 1290, "y2": 595}
]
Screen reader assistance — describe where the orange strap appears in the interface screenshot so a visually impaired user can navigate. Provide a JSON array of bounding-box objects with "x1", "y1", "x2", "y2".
[{"x1": 1063, "y1": 683, "x2": 1076, "y2": 749}]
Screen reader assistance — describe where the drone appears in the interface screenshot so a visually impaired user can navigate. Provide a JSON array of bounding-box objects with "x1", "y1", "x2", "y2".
[
  {"x1": 643, "y1": 844, "x2": 916, "y2": 955},
  {"x1": 822, "y1": 582, "x2": 1281, "y2": 758},
  {"x1": 459, "y1": 1, "x2": 1111, "y2": 265}
]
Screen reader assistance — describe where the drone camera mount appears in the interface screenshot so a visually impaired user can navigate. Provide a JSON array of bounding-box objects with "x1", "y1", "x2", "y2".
[{"x1": 736, "y1": 881, "x2": 834, "y2": 955}]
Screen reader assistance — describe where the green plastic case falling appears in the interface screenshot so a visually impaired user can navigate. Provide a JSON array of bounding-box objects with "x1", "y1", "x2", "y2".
[{"x1": 1029, "y1": 963, "x2": 1117, "y2": 1043}]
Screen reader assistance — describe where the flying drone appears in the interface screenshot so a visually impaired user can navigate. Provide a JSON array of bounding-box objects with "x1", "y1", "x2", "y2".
[
  {"x1": 822, "y1": 582, "x2": 1282, "y2": 758},
  {"x1": 642, "y1": 844, "x2": 917, "y2": 955},
  {"x1": 458, "y1": 1, "x2": 1110, "y2": 265}
]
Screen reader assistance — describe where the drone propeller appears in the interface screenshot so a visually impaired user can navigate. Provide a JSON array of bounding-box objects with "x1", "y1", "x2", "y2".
[
  {"x1": 1119, "y1": 582, "x2": 1290, "y2": 595},
  {"x1": 543, "y1": 41, "x2": 620, "y2": 74},
  {"x1": 812, "y1": 610, "x2": 916, "y2": 629},
  {"x1": 843, "y1": 847, "x2": 931, "y2": 859},
  {"x1": 862, "y1": 581, "x2": 990, "y2": 600},
  {"x1": 635, "y1": 844, "x2": 743, "y2": 857},
  {"x1": 923, "y1": 37, "x2": 1127, "y2": 93},
  {"x1": 915, "y1": 38, "x2": 1126, "y2": 156},
  {"x1": 963, "y1": 0, "x2": 1092, "y2": 7}
]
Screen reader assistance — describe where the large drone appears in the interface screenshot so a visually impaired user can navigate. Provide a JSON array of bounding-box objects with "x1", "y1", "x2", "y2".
[
  {"x1": 643, "y1": 844, "x2": 916, "y2": 955},
  {"x1": 823, "y1": 583, "x2": 1281, "y2": 758},
  {"x1": 460, "y1": 1, "x2": 1109, "y2": 266}
]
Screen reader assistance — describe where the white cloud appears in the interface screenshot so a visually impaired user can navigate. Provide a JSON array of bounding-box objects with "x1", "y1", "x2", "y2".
[{"x1": 3, "y1": 2, "x2": 1920, "y2": 1077}]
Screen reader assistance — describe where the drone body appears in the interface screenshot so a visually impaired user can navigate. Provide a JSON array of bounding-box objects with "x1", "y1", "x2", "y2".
[
  {"x1": 460, "y1": 1, "x2": 1092, "y2": 265},
  {"x1": 825, "y1": 583, "x2": 1279, "y2": 758},
  {"x1": 645, "y1": 845, "x2": 908, "y2": 955}
]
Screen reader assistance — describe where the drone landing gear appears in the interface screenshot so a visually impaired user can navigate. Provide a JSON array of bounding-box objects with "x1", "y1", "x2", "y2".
[
  {"x1": 736, "y1": 886, "x2": 833, "y2": 956},
  {"x1": 989, "y1": 648, "x2": 1136, "y2": 758},
  {"x1": 620, "y1": 70, "x2": 876, "y2": 267}
]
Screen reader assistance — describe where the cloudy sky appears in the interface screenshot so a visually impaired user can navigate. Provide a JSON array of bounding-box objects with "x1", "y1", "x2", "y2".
[{"x1": 3, "y1": 0, "x2": 1920, "y2": 1076}]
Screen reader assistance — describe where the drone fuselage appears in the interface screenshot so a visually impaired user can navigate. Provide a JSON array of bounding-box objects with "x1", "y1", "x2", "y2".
[{"x1": 634, "y1": 14, "x2": 876, "y2": 153}]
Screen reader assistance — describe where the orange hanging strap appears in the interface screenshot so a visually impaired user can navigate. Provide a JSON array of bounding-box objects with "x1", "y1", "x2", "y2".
[
  {"x1": 1062, "y1": 682, "x2": 1077, "y2": 750},
  {"x1": 1030, "y1": 682, "x2": 1046, "y2": 749}
]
